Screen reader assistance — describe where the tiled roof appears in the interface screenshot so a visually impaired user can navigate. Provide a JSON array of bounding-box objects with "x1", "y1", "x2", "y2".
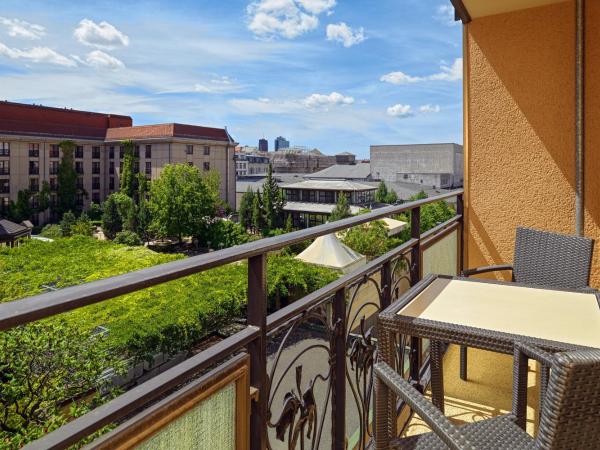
[
  {"x1": 0, "y1": 219, "x2": 30, "y2": 239},
  {"x1": 305, "y1": 163, "x2": 372, "y2": 180},
  {"x1": 105, "y1": 123, "x2": 234, "y2": 142}
]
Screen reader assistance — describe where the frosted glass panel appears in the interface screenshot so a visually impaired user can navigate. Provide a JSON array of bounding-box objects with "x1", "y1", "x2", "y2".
[
  {"x1": 422, "y1": 229, "x2": 458, "y2": 277},
  {"x1": 136, "y1": 382, "x2": 236, "y2": 450}
]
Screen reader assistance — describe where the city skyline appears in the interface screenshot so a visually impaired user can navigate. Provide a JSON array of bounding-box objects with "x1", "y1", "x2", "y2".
[{"x1": 0, "y1": 0, "x2": 463, "y2": 158}]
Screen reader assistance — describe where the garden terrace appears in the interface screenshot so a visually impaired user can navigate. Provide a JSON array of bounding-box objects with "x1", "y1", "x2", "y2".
[{"x1": 0, "y1": 189, "x2": 463, "y2": 449}]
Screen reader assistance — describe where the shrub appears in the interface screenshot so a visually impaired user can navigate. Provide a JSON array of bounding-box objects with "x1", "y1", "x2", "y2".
[
  {"x1": 59, "y1": 211, "x2": 77, "y2": 237},
  {"x1": 71, "y1": 212, "x2": 94, "y2": 237},
  {"x1": 114, "y1": 230, "x2": 143, "y2": 246},
  {"x1": 39, "y1": 224, "x2": 62, "y2": 239}
]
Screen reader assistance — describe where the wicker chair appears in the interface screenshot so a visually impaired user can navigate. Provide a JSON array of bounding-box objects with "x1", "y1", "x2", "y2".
[
  {"x1": 374, "y1": 343, "x2": 600, "y2": 450},
  {"x1": 459, "y1": 226, "x2": 594, "y2": 380}
]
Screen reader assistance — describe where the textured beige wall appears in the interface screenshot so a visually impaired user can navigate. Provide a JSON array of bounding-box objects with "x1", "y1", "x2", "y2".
[{"x1": 465, "y1": 2, "x2": 578, "y2": 280}]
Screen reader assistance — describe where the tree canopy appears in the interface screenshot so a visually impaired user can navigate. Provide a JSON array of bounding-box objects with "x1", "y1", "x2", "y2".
[
  {"x1": 329, "y1": 192, "x2": 352, "y2": 222},
  {"x1": 57, "y1": 141, "x2": 78, "y2": 215}
]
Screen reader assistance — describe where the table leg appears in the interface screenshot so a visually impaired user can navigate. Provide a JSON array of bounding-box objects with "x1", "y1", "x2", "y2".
[{"x1": 430, "y1": 340, "x2": 445, "y2": 413}]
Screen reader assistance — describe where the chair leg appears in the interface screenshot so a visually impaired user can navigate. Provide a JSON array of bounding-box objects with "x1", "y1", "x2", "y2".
[
  {"x1": 460, "y1": 345, "x2": 468, "y2": 381},
  {"x1": 512, "y1": 347, "x2": 529, "y2": 430},
  {"x1": 540, "y1": 364, "x2": 549, "y2": 413},
  {"x1": 430, "y1": 340, "x2": 445, "y2": 414}
]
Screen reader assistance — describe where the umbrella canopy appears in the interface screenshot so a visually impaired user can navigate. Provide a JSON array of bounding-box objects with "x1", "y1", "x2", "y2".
[{"x1": 296, "y1": 233, "x2": 366, "y2": 273}]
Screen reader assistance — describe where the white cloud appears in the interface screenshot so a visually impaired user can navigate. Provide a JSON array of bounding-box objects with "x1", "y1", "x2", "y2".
[
  {"x1": 428, "y1": 58, "x2": 462, "y2": 81},
  {"x1": 420, "y1": 104, "x2": 440, "y2": 113},
  {"x1": 381, "y1": 58, "x2": 462, "y2": 84},
  {"x1": 0, "y1": 42, "x2": 76, "y2": 66},
  {"x1": 326, "y1": 22, "x2": 365, "y2": 48},
  {"x1": 380, "y1": 71, "x2": 421, "y2": 84},
  {"x1": 0, "y1": 17, "x2": 45, "y2": 39},
  {"x1": 75, "y1": 50, "x2": 125, "y2": 70},
  {"x1": 303, "y1": 91, "x2": 354, "y2": 109},
  {"x1": 74, "y1": 19, "x2": 129, "y2": 49},
  {"x1": 387, "y1": 104, "x2": 412, "y2": 118},
  {"x1": 296, "y1": 0, "x2": 336, "y2": 14},
  {"x1": 247, "y1": 0, "x2": 334, "y2": 39},
  {"x1": 434, "y1": 4, "x2": 458, "y2": 26}
]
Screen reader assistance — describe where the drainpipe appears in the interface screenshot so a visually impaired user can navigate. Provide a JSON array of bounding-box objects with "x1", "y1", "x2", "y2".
[{"x1": 575, "y1": 0, "x2": 585, "y2": 236}]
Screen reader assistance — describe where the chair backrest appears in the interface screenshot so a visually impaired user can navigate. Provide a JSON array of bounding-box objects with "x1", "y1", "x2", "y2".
[
  {"x1": 536, "y1": 349, "x2": 600, "y2": 450},
  {"x1": 513, "y1": 227, "x2": 593, "y2": 289}
]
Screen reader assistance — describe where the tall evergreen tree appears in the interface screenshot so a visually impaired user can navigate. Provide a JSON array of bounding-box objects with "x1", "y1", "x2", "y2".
[
  {"x1": 261, "y1": 164, "x2": 284, "y2": 230},
  {"x1": 119, "y1": 140, "x2": 137, "y2": 199},
  {"x1": 251, "y1": 191, "x2": 265, "y2": 234},
  {"x1": 37, "y1": 181, "x2": 51, "y2": 215},
  {"x1": 329, "y1": 192, "x2": 352, "y2": 222},
  {"x1": 101, "y1": 195, "x2": 122, "y2": 239},
  {"x1": 136, "y1": 174, "x2": 152, "y2": 242},
  {"x1": 13, "y1": 190, "x2": 32, "y2": 222},
  {"x1": 57, "y1": 141, "x2": 78, "y2": 215},
  {"x1": 238, "y1": 188, "x2": 255, "y2": 230},
  {"x1": 375, "y1": 181, "x2": 388, "y2": 203}
]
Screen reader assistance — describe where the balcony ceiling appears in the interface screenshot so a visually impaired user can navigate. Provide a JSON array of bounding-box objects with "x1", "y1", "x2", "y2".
[{"x1": 461, "y1": 0, "x2": 568, "y2": 20}]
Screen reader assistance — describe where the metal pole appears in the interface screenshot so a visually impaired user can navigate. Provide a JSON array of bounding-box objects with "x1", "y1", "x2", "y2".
[
  {"x1": 575, "y1": 0, "x2": 585, "y2": 236},
  {"x1": 332, "y1": 288, "x2": 346, "y2": 450}
]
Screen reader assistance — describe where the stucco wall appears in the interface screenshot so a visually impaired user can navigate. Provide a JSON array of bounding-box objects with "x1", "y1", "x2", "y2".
[{"x1": 465, "y1": 2, "x2": 578, "y2": 280}]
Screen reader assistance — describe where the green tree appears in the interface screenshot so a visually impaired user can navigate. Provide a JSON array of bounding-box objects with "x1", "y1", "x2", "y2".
[
  {"x1": 37, "y1": 181, "x2": 51, "y2": 214},
  {"x1": 59, "y1": 211, "x2": 77, "y2": 237},
  {"x1": 12, "y1": 190, "x2": 32, "y2": 222},
  {"x1": 87, "y1": 202, "x2": 103, "y2": 221},
  {"x1": 114, "y1": 230, "x2": 143, "y2": 246},
  {"x1": 343, "y1": 220, "x2": 401, "y2": 259},
  {"x1": 101, "y1": 194, "x2": 122, "y2": 239},
  {"x1": 0, "y1": 321, "x2": 123, "y2": 448},
  {"x1": 112, "y1": 192, "x2": 136, "y2": 232},
  {"x1": 405, "y1": 191, "x2": 455, "y2": 233},
  {"x1": 136, "y1": 174, "x2": 152, "y2": 242},
  {"x1": 149, "y1": 163, "x2": 216, "y2": 242},
  {"x1": 385, "y1": 189, "x2": 398, "y2": 204},
  {"x1": 119, "y1": 140, "x2": 137, "y2": 199},
  {"x1": 284, "y1": 213, "x2": 293, "y2": 233},
  {"x1": 238, "y1": 188, "x2": 255, "y2": 231},
  {"x1": 261, "y1": 164, "x2": 284, "y2": 230},
  {"x1": 375, "y1": 181, "x2": 388, "y2": 203},
  {"x1": 329, "y1": 192, "x2": 352, "y2": 222},
  {"x1": 251, "y1": 191, "x2": 265, "y2": 234},
  {"x1": 71, "y1": 212, "x2": 94, "y2": 236},
  {"x1": 57, "y1": 141, "x2": 78, "y2": 215}
]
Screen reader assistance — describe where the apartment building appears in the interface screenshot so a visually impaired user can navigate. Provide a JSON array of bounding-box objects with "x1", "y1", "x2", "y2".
[
  {"x1": 0, "y1": 101, "x2": 237, "y2": 224},
  {"x1": 235, "y1": 153, "x2": 270, "y2": 177}
]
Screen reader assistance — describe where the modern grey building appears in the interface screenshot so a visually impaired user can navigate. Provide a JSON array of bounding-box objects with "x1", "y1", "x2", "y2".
[
  {"x1": 370, "y1": 143, "x2": 463, "y2": 189},
  {"x1": 258, "y1": 138, "x2": 268, "y2": 152},
  {"x1": 274, "y1": 136, "x2": 290, "y2": 151}
]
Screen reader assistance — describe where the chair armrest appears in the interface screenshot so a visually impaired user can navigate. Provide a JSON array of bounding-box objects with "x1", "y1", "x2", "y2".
[
  {"x1": 514, "y1": 342, "x2": 555, "y2": 367},
  {"x1": 462, "y1": 264, "x2": 513, "y2": 277},
  {"x1": 374, "y1": 363, "x2": 476, "y2": 450}
]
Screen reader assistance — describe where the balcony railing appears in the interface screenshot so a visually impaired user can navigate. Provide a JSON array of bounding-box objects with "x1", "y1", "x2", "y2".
[{"x1": 1, "y1": 189, "x2": 463, "y2": 450}]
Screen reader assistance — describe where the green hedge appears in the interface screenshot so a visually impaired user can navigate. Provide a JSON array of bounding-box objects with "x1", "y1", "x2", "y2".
[{"x1": 0, "y1": 237, "x2": 338, "y2": 360}]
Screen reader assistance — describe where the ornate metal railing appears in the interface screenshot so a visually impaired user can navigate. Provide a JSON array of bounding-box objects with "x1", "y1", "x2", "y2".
[{"x1": 0, "y1": 189, "x2": 463, "y2": 450}]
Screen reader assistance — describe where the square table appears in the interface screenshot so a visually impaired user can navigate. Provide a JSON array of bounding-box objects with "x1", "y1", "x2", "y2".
[{"x1": 378, "y1": 274, "x2": 600, "y2": 417}]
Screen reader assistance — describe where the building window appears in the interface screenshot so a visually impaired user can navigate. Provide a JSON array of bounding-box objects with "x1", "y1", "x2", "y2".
[
  {"x1": 0, "y1": 179, "x2": 9, "y2": 194},
  {"x1": 49, "y1": 194, "x2": 58, "y2": 208},
  {"x1": 92, "y1": 177, "x2": 100, "y2": 190},
  {"x1": 75, "y1": 146, "x2": 84, "y2": 158},
  {"x1": 119, "y1": 146, "x2": 124, "y2": 159},
  {"x1": 29, "y1": 161, "x2": 39, "y2": 175},
  {"x1": 75, "y1": 193, "x2": 84, "y2": 206},
  {"x1": 29, "y1": 178, "x2": 39, "y2": 192},
  {"x1": 145, "y1": 161, "x2": 151, "y2": 175},
  {"x1": 203, "y1": 146, "x2": 210, "y2": 156},
  {"x1": 30, "y1": 196, "x2": 39, "y2": 210},
  {"x1": 49, "y1": 178, "x2": 57, "y2": 191},
  {"x1": 92, "y1": 146, "x2": 101, "y2": 159},
  {"x1": 49, "y1": 144, "x2": 59, "y2": 158},
  {"x1": 0, "y1": 197, "x2": 9, "y2": 213},
  {"x1": 75, "y1": 161, "x2": 84, "y2": 175},
  {"x1": 133, "y1": 161, "x2": 140, "y2": 173},
  {"x1": 49, "y1": 161, "x2": 59, "y2": 175},
  {"x1": 92, "y1": 192, "x2": 100, "y2": 203},
  {"x1": 28, "y1": 143, "x2": 40, "y2": 158},
  {"x1": 186, "y1": 145, "x2": 193, "y2": 155},
  {"x1": 76, "y1": 177, "x2": 84, "y2": 190},
  {"x1": 109, "y1": 177, "x2": 115, "y2": 190},
  {"x1": 0, "y1": 160, "x2": 10, "y2": 175},
  {"x1": 145, "y1": 145, "x2": 152, "y2": 158},
  {"x1": 0, "y1": 142, "x2": 10, "y2": 157},
  {"x1": 109, "y1": 146, "x2": 115, "y2": 159},
  {"x1": 109, "y1": 161, "x2": 115, "y2": 174},
  {"x1": 134, "y1": 145, "x2": 140, "y2": 158},
  {"x1": 203, "y1": 162, "x2": 210, "y2": 171},
  {"x1": 92, "y1": 162, "x2": 100, "y2": 174}
]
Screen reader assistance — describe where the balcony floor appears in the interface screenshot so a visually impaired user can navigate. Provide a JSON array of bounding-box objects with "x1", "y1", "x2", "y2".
[{"x1": 403, "y1": 345, "x2": 541, "y2": 438}]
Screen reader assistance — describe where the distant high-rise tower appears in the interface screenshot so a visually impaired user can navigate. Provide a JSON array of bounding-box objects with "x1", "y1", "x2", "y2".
[
  {"x1": 258, "y1": 138, "x2": 268, "y2": 152},
  {"x1": 274, "y1": 136, "x2": 290, "y2": 151}
]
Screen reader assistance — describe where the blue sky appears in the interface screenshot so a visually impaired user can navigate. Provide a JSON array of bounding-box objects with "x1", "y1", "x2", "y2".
[{"x1": 0, "y1": 0, "x2": 462, "y2": 158}]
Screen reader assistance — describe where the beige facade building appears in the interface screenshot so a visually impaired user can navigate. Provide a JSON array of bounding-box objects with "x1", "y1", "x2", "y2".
[{"x1": 0, "y1": 102, "x2": 237, "y2": 224}]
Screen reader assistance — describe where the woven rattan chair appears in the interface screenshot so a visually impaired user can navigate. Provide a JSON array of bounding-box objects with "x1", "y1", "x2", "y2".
[
  {"x1": 459, "y1": 227, "x2": 594, "y2": 380},
  {"x1": 374, "y1": 343, "x2": 600, "y2": 450}
]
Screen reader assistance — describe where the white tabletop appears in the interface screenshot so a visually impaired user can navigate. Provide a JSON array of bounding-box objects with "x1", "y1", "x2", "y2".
[{"x1": 398, "y1": 278, "x2": 600, "y2": 348}]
